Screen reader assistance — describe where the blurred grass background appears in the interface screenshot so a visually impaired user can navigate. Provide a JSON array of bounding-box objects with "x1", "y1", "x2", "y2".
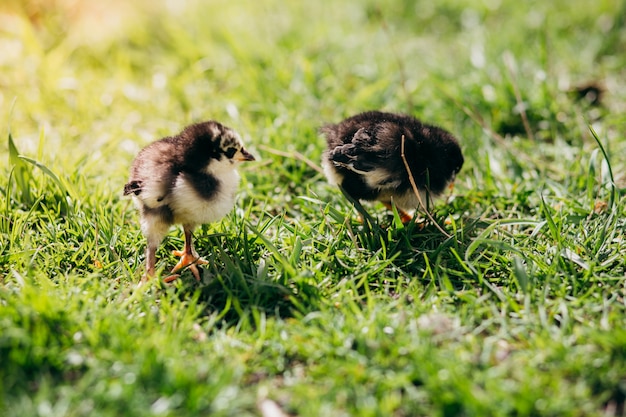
[{"x1": 1, "y1": 0, "x2": 626, "y2": 416}]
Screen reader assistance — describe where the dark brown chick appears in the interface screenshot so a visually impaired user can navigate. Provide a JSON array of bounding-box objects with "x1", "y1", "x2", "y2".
[{"x1": 321, "y1": 111, "x2": 463, "y2": 222}]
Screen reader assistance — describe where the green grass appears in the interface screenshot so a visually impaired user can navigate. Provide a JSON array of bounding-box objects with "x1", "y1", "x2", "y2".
[{"x1": 1, "y1": 0, "x2": 626, "y2": 415}]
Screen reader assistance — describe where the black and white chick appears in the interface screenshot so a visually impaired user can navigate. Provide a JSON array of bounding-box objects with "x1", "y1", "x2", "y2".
[
  {"x1": 321, "y1": 111, "x2": 463, "y2": 223},
  {"x1": 123, "y1": 121, "x2": 255, "y2": 282}
]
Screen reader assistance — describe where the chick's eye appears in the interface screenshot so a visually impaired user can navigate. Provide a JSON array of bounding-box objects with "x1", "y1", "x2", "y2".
[{"x1": 225, "y1": 148, "x2": 237, "y2": 159}]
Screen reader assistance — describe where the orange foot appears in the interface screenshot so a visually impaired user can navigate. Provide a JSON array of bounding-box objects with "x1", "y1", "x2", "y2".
[
  {"x1": 383, "y1": 203, "x2": 413, "y2": 224},
  {"x1": 164, "y1": 250, "x2": 208, "y2": 282}
]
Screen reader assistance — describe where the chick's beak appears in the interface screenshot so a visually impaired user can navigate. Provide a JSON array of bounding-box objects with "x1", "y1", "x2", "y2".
[{"x1": 237, "y1": 148, "x2": 256, "y2": 162}]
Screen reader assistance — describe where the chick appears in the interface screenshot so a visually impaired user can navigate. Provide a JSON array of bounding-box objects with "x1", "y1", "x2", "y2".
[
  {"x1": 124, "y1": 121, "x2": 255, "y2": 281},
  {"x1": 321, "y1": 111, "x2": 463, "y2": 222}
]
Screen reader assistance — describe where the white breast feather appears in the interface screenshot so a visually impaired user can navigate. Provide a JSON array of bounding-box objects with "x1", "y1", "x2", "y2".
[
  {"x1": 322, "y1": 156, "x2": 344, "y2": 186},
  {"x1": 363, "y1": 168, "x2": 402, "y2": 189},
  {"x1": 170, "y1": 159, "x2": 241, "y2": 226},
  {"x1": 382, "y1": 188, "x2": 430, "y2": 211}
]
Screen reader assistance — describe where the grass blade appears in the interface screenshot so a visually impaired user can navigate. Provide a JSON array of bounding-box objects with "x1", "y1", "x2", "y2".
[
  {"x1": 18, "y1": 156, "x2": 69, "y2": 197},
  {"x1": 588, "y1": 125, "x2": 618, "y2": 209},
  {"x1": 8, "y1": 132, "x2": 33, "y2": 205}
]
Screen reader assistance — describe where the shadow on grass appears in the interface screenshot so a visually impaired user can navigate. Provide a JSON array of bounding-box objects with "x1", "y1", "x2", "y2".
[
  {"x1": 164, "y1": 230, "x2": 319, "y2": 326},
  {"x1": 346, "y1": 206, "x2": 490, "y2": 287},
  {"x1": 162, "y1": 197, "x2": 493, "y2": 325}
]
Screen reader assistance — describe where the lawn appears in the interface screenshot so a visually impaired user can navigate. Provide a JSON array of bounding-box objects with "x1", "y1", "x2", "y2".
[{"x1": 1, "y1": 0, "x2": 625, "y2": 416}]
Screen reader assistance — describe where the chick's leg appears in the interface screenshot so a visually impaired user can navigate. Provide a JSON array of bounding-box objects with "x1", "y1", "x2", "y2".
[
  {"x1": 142, "y1": 243, "x2": 158, "y2": 281},
  {"x1": 140, "y1": 212, "x2": 169, "y2": 281},
  {"x1": 383, "y1": 202, "x2": 413, "y2": 224},
  {"x1": 166, "y1": 227, "x2": 207, "y2": 282}
]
